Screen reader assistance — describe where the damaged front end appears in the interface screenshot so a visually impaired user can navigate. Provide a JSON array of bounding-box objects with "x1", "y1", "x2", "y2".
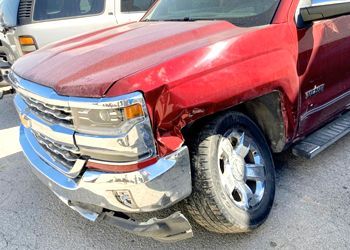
[
  {"x1": 54, "y1": 193, "x2": 193, "y2": 242},
  {"x1": 12, "y1": 73, "x2": 194, "y2": 242},
  {"x1": 57, "y1": 194, "x2": 193, "y2": 242}
]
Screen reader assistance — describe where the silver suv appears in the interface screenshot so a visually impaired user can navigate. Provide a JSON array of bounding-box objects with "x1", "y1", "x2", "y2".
[{"x1": 0, "y1": 0, "x2": 155, "y2": 88}]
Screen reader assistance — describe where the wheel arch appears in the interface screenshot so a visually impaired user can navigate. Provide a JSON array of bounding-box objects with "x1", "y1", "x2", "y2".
[
  {"x1": 183, "y1": 91, "x2": 287, "y2": 153},
  {"x1": 237, "y1": 91, "x2": 287, "y2": 153}
]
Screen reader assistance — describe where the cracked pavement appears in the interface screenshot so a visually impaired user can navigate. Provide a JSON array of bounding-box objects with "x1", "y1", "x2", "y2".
[{"x1": 0, "y1": 94, "x2": 349, "y2": 249}]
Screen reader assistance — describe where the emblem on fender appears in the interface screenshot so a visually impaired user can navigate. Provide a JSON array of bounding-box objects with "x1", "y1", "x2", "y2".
[{"x1": 305, "y1": 84, "x2": 325, "y2": 99}]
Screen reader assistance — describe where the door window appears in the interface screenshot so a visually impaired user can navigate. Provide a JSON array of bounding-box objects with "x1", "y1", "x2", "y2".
[
  {"x1": 121, "y1": 0, "x2": 155, "y2": 12},
  {"x1": 33, "y1": 0, "x2": 105, "y2": 21}
]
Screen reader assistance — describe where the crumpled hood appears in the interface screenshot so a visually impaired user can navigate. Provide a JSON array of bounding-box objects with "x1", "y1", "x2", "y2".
[{"x1": 13, "y1": 21, "x2": 235, "y2": 97}]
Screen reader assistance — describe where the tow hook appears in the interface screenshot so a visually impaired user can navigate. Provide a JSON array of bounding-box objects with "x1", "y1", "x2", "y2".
[{"x1": 100, "y1": 211, "x2": 194, "y2": 243}]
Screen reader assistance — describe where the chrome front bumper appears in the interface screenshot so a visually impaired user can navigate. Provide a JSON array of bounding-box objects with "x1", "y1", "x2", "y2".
[
  {"x1": 20, "y1": 125, "x2": 193, "y2": 241},
  {"x1": 20, "y1": 125, "x2": 192, "y2": 213}
]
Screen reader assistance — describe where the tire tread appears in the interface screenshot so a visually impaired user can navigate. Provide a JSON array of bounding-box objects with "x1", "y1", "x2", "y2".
[{"x1": 186, "y1": 112, "x2": 274, "y2": 233}]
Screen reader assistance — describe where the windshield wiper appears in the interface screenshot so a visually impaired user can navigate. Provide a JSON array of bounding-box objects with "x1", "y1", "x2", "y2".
[
  {"x1": 163, "y1": 17, "x2": 196, "y2": 21},
  {"x1": 142, "y1": 17, "x2": 214, "y2": 22}
]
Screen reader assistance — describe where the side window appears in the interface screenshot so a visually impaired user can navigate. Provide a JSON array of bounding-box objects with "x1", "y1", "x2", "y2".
[
  {"x1": 121, "y1": 0, "x2": 155, "y2": 12},
  {"x1": 80, "y1": 0, "x2": 93, "y2": 14},
  {"x1": 46, "y1": 0, "x2": 64, "y2": 16},
  {"x1": 33, "y1": 0, "x2": 105, "y2": 21}
]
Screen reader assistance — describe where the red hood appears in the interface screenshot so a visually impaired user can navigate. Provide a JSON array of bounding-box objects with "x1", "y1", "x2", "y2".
[{"x1": 13, "y1": 21, "x2": 235, "y2": 97}]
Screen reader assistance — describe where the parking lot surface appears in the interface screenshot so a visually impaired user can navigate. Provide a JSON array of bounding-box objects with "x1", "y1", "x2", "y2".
[{"x1": 0, "y1": 94, "x2": 349, "y2": 249}]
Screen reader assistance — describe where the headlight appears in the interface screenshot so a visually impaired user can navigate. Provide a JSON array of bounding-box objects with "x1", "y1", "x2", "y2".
[
  {"x1": 71, "y1": 103, "x2": 145, "y2": 136},
  {"x1": 70, "y1": 92, "x2": 157, "y2": 164}
]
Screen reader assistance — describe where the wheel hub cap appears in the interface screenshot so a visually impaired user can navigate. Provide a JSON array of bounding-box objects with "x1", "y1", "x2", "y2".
[
  {"x1": 218, "y1": 131, "x2": 266, "y2": 211},
  {"x1": 231, "y1": 153, "x2": 245, "y2": 181}
]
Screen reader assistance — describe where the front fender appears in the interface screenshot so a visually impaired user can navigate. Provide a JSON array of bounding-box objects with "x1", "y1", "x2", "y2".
[{"x1": 106, "y1": 23, "x2": 299, "y2": 156}]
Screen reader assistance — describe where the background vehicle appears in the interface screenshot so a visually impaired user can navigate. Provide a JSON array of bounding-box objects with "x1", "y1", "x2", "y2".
[
  {"x1": 9, "y1": 0, "x2": 350, "y2": 242},
  {"x1": 0, "y1": 0, "x2": 156, "y2": 87}
]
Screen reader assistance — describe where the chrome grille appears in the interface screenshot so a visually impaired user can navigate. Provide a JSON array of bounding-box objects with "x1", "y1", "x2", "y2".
[
  {"x1": 20, "y1": 94, "x2": 73, "y2": 126},
  {"x1": 33, "y1": 131, "x2": 80, "y2": 169}
]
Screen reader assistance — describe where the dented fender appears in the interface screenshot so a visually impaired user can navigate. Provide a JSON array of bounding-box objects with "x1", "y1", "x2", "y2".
[{"x1": 106, "y1": 24, "x2": 299, "y2": 156}]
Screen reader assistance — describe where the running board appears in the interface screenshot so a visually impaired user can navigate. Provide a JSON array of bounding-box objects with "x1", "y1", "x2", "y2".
[{"x1": 293, "y1": 111, "x2": 350, "y2": 159}]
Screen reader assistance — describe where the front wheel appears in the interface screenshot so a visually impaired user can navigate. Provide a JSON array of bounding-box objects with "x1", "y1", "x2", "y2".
[{"x1": 186, "y1": 111, "x2": 275, "y2": 233}]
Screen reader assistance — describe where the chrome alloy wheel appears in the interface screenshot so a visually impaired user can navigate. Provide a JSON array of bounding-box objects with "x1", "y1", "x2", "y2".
[{"x1": 218, "y1": 130, "x2": 266, "y2": 211}]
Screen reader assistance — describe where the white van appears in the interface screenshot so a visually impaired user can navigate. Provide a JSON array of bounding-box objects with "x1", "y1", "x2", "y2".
[{"x1": 0, "y1": 0, "x2": 155, "y2": 88}]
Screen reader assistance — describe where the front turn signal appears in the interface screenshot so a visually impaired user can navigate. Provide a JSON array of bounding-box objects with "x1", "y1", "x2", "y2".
[
  {"x1": 125, "y1": 103, "x2": 144, "y2": 120},
  {"x1": 19, "y1": 36, "x2": 38, "y2": 55}
]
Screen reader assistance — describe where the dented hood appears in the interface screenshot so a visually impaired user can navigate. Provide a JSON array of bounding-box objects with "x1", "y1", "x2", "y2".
[{"x1": 13, "y1": 21, "x2": 235, "y2": 97}]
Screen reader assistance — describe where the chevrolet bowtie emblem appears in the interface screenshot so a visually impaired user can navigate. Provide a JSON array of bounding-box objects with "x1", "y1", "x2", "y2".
[{"x1": 20, "y1": 114, "x2": 31, "y2": 129}]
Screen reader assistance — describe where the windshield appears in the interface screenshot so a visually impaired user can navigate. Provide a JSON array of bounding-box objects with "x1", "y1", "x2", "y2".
[{"x1": 142, "y1": 0, "x2": 280, "y2": 27}]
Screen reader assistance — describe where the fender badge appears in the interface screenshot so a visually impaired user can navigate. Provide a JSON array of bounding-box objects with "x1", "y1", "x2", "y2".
[
  {"x1": 20, "y1": 114, "x2": 31, "y2": 129},
  {"x1": 305, "y1": 84, "x2": 325, "y2": 99}
]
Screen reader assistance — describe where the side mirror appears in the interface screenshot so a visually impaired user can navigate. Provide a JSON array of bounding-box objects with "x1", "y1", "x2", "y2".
[{"x1": 300, "y1": 1, "x2": 350, "y2": 22}]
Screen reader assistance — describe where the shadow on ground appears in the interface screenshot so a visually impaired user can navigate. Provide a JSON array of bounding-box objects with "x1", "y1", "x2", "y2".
[{"x1": 0, "y1": 95, "x2": 19, "y2": 130}]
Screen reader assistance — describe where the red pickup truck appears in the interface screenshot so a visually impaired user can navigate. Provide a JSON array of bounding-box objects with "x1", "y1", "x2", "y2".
[{"x1": 10, "y1": 0, "x2": 350, "y2": 242}]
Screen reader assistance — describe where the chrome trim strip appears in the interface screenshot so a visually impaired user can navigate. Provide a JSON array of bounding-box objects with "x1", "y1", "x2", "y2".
[
  {"x1": 88, "y1": 158, "x2": 147, "y2": 166},
  {"x1": 300, "y1": 90, "x2": 350, "y2": 121}
]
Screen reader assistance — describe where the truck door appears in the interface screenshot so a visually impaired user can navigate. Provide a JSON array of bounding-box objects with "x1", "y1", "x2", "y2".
[
  {"x1": 115, "y1": 0, "x2": 155, "y2": 24},
  {"x1": 296, "y1": 0, "x2": 350, "y2": 136}
]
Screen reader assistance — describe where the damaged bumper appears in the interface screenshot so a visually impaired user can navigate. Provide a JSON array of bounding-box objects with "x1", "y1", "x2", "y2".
[
  {"x1": 19, "y1": 124, "x2": 193, "y2": 241},
  {"x1": 101, "y1": 211, "x2": 193, "y2": 242}
]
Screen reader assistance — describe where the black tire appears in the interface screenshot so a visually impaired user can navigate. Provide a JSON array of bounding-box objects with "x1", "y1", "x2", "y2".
[{"x1": 186, "y1": 111, "x2": 275, "y2": 233}]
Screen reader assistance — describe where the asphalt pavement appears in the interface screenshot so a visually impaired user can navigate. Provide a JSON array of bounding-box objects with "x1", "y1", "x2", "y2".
[{"x1": 0, "y1": 94, "x2": 349, "y2": 250}]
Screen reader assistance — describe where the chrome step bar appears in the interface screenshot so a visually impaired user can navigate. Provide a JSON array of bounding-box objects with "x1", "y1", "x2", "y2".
[{"x1": 293, "y1": 111, "x2": 350, "y2": 159}]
